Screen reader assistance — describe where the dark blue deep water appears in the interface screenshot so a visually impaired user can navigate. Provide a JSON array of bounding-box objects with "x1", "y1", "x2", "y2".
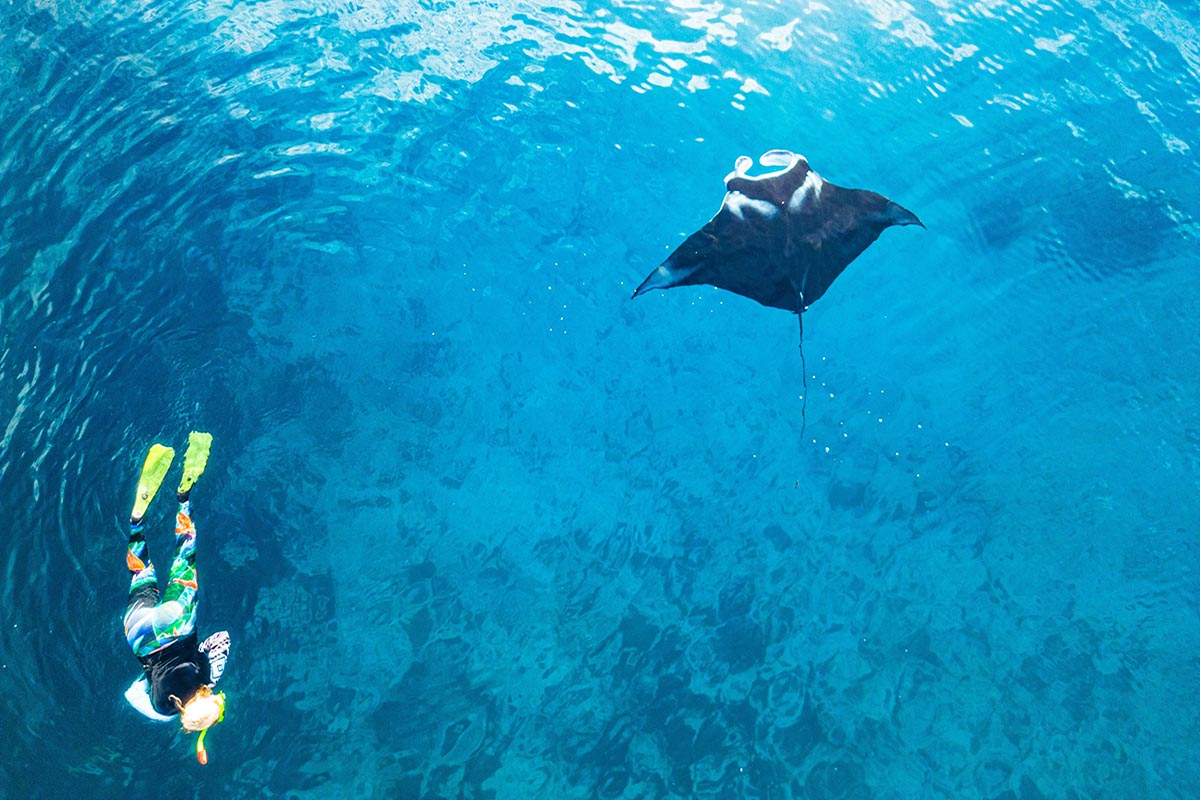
[{"x1": 1, "y1": 1, "x2": 1198, "y2": 797}]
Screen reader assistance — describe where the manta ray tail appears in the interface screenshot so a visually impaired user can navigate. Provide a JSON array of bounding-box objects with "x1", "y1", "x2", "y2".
[{"x1": 797, "y1": 296, "x2": 807, "y2": 440}]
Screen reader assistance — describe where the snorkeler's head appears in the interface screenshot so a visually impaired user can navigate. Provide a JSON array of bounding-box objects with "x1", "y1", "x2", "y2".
[
  {"x1": 172, "y1": 685, "x2": 227, "y2": 764},
  {"x1": 172, "y1": 685, "x2": 226, "y2": 732}
]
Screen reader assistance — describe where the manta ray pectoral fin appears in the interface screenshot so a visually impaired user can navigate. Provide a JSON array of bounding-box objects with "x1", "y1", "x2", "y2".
[
  {"x1": 884, "y1": 201, "x2": 924, "y2": 229},
  {"x1": 632, "y1": 263, "x2": 679, "y2": 298}
]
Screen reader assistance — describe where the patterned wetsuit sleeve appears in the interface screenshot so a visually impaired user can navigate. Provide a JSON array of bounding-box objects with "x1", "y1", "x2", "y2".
[{"x1": 199, "y1": 630, "x2": 230, "y2": 684}]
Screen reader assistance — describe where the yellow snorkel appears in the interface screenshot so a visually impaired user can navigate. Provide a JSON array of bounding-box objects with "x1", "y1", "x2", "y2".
[{"x1": 194, "y1": 691, "x2": 226, "y2": 765}]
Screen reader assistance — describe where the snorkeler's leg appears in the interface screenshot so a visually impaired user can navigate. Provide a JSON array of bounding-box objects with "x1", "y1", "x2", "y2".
[
  {"x1": 124, "y1": 444, "x2": 174, "y2": 654},
  {"x1": 158, "y1": 500, "x2": 199, "y2": 639},
  {"x1": 124, "y1": 516, "x2": 163, "y2": 655},
  {"x1": 125, "y1": 433, "x2": 211, "y2": 655},
  {"x1": 125, "y1": 503, "x2": 199, "y2": 656},
  {"x1": 159, "y1": 430, "x2": 211, "y2": 632}
]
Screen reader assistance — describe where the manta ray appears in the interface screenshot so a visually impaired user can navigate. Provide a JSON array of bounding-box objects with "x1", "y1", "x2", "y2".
[
  {"x1": 632, "y1": 149, "x2": 923, "y2": 314},
  {"x1": 633, "y1": 150, "x2": 923, "y2": 433}
]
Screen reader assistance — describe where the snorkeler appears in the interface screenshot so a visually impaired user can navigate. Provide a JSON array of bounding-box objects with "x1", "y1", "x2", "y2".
[{"x1": 121, "y1": 431, "x2": 231, "y2": 764}]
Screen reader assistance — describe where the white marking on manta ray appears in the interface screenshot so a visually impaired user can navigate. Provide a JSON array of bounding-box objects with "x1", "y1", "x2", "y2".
[
  {"x1": 759, "y1": 149, "x2": 796, "y2": 168},
  {"x1": 789, "y1": 169, "x2": 823, "y2": 212},
  {"x1": 727, "y1": 194, "x2": 779, "y2": 220},
  {"x1": 725, "y1": 150, "x2": 806, "y2": 187}
]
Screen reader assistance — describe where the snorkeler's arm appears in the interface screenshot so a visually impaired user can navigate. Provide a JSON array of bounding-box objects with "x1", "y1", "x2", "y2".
[{"x1": 198, "y1": 630, "x2": 230, "y2": 684}]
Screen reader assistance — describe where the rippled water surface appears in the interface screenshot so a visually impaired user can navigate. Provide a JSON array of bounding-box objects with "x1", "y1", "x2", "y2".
[{"x1": 1, "y1": 0, "x2": 1198, "y2": 797}]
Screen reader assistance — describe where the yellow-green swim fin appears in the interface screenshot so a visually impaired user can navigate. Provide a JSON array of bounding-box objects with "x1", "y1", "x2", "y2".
[
  {"x1": 178, "y1": 431, "x2": 213, "y2": 496},
  {"x1": 132, "y1": 443, "x2": 174, "y2": 521}
]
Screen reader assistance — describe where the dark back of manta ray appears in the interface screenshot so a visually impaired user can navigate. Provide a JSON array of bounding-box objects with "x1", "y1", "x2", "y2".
[{"x1": 633, "y1": 151, "x2": 923, "y2": 314}]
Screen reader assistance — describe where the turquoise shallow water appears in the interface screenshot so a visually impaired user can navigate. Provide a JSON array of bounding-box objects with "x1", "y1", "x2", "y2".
[{"x1": 1, "y1": 1, "x2": 1198, "y2": 797}]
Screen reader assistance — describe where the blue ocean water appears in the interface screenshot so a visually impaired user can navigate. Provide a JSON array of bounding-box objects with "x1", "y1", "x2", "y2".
[{"x1": 1, "y1": 0, "x2": 1198, "y2": 797}]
